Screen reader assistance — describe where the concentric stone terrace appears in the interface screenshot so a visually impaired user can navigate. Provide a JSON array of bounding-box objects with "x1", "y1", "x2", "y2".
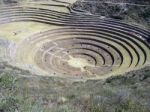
[{"x1": 0, "y1": 0, "x2": 150, "y2": 80}]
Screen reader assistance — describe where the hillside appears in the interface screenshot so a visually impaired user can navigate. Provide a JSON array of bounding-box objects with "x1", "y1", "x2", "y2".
[
  {"x1": 73, "y1": 0, "x2": 150, "y2": 29},
  {"x1": 0, "y1": 0, "x2": 150, "y2": 112},
  {"x1": 0, "y1": 61, "x2": 150, "y2": 112}
]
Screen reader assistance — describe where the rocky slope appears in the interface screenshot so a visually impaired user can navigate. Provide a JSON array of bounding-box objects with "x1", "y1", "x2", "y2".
[{"x1": 73, "y1": 0, "x2": 150, "y2": 29}]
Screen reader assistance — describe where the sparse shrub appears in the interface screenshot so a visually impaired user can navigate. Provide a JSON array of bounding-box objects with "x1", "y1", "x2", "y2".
[
  {"x1": 0, "y1": 73, "x2": 16, "y2": 90},
  {"x1": 0, "y1": 96, "x2": 19, "y2": 112}
]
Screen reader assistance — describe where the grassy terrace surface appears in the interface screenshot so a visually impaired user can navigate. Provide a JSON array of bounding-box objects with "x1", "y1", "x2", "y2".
[{"x1": 0, "y1": 62, "x2": 150, "y2": 112}]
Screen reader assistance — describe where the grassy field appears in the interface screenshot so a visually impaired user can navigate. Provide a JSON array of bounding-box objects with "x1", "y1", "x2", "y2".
[{"x1": 0, "y1": 62, "x2": 150, "y2": 112}]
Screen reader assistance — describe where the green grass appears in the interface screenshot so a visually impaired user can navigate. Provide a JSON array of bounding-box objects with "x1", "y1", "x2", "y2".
[{"x1": 0, "y1": 63, "x2": 150, "y2": 112}]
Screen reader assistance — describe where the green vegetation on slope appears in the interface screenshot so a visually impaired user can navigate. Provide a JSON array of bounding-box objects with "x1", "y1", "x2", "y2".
[
  {"x1": 0, "y1": 62, "x2": 150, "y2": 112},
  {"x1": 73, "y1": 0, "x2": 150, "y2": 29}
]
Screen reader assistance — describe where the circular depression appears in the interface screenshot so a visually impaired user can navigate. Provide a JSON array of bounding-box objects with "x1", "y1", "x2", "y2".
[{"x1": 14, "y1": 27, "x2": 150, "y2": 79}]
